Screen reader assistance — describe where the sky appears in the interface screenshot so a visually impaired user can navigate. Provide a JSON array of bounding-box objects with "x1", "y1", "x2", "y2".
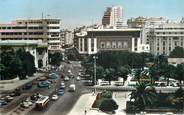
[{"x1": 0, "y1": 0, "x2": 183, "y2": 29}]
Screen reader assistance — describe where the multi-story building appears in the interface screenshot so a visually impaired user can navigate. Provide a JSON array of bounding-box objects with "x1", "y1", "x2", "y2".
[
  {"x1": 127, "y1": 16, "x2": 168, "y2": 44},
  {"x1": 0, "y1": 18, "x2": 61, "y2": 68},
  {"x1": 60, "y1": 29, "x2": 74, "y2": 46},
  {"x1": 74, "y1": 28, "x2": 150, "y2": 55},
  {"x1": 149, "y1": 23, "x2": 184, "y2": 55},
  {"x1": 102, "y1": 6, "x2": 123, "y2": 29}
]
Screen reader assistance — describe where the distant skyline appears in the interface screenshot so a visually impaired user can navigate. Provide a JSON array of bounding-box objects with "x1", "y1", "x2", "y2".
[{"x1": 0, "y1": 0, "x2": 183, "y2": 29}]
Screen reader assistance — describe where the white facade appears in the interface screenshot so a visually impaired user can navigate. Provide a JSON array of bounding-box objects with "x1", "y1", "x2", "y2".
[
  {"x1": 61, "y1": 30, "x2": 74, "y2": 46},
  {"x1": 75, "y1": 28, "x2": 149, "y2": 55},
  {"x1": 0, "y1": 18, "x2": 61, "y2": 52},
  {"x1": 102, "y1": 6, "x2": 123, "y2": 29},
  {"x1": 149, "y1": 23, "x2": 184, "y2": 55},
  {"x1": 0, "y1": 40, "x2": 48, "y2": 68},
  {"x1": 110, "y1": 6, "x2": 123, "y2": 28},
  {"x1": 0, "y1": 18, "x2": 62, "y2": 68}
]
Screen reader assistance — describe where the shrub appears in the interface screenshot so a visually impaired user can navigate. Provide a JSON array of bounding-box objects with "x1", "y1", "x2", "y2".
[
  {"x1": 101, "y1": 91, "x2": 112, "y2": 98},
  {"x1": 99, "y1": 98, "x2": 118, "y2": 112}
]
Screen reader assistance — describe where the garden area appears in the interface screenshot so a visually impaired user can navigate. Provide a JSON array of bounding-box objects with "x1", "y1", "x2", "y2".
[
  {"x1": 126, "y1": 83, "x2": 184, "y2": 113},
  {"x1": 92, "y1": 91, "x2": 118, "y2": 113}
]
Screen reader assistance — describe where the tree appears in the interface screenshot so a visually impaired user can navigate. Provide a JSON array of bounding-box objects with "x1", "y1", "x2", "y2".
[
  {"x1": 172, "y1": 87, "x2": 184, "y2": 110},
  {"x1": 96, "y1": 66, "x2": 105, "y2": 80},
  {"x1": 104, "y1": 68, "x2": 115, "y2": 84},
  {"x1": 118, "y1": 66, "x2": 130, "y2": 85},
  {"x1": 99, "y1": 98, "x2": 118, "y2": 112},
  {"x1": 0, "y1": 48, "x2": 36, "y2": 80},
  {"x1": 163, "y1": 65, "x2": 176, "y2": 86},
  {"x1": 49, "y1": 52, "x2": 63, "y2": 66},
  {"x1": 130, "y1": 83, "x2": 157, "y2": 111},
  {"x1": 0, "y1": 64, "x2": 6, "y2": 80},
  {"x1": 175, "y1": 64, "x2": 184, "y2": 85},
  {"x1": 169, "y1": 46, "x2": 184, "y2": 58}
]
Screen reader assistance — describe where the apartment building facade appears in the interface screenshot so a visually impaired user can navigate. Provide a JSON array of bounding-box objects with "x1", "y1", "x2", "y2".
[
  {"x1": 0, "y1": 18, "x2": 61, "y2": 68},
  {"x1": 149, "y1": 23, "x2": 184, "y2": 55},
  {"x1": 102, "y1": 6, "x2": 123, "y2": 29}
]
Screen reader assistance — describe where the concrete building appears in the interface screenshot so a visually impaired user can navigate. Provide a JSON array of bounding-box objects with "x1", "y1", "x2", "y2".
[
  {"x1": 0, "y1": 40, "x2": 48, "y2": 68},
  {"x1": 149, "y1": 23, "x2": 184, "y2": 55},
  {"x1": 0, "y1": 18, "x2": 61, "y2": 68},
  {"x1": 102, "y1": 6, "x2": 123, "y2": 29},
  {"x1": 60, "y1": 29, "x2": 74, "y2": 46},
  {"x1": 74, "y1": 28, "x2": 150, "y2": 55},
  {"x1": 0, "y1": 18, "x2": 61, "y2": 52},
  {"x1": 127, "y1": 16, "x2": 168, "y2": 44}
]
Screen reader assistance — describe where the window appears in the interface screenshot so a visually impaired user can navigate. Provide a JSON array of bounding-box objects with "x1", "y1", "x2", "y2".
[
  {"x1": 169, "y1": 47, "x2": 171, "y2": 51},
  {"x1": 112, "y1": 41, "x2": 116, "y2": 48},
  {"x1": 100, "y1": 42, "x2": 105, "y2": 48},
  {"x1": 117, "y1": 41, "x2": 122, "y2": 48},
  {"x1": 163, "y1": 41, "x2": 166, "y2": 46},
  {"x1": 123, "y1": 41, "x2": 128, "y2": 48},
  {"x1": 106, "y1": 41, "x2": 111, "y2": 48}
]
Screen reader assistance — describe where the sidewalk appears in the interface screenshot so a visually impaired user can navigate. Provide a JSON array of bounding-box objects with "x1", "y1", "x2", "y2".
[
  {"x1": 68, "y1": 92, "x2": 130, "y2": 115},
  {"x1": 0, "y1": 73, "x2": 44, "y2": 94}
]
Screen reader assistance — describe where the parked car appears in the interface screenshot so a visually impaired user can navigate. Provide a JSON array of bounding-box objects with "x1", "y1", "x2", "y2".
[
  {"x1": 0, "y1": 100, "x2": 7, "y2": 107},
  {"x1": 23, "y1": 82, "x2": 32, "y2": 90},
  {"x1": 51, "y1": 94, "x2": 58, "y2": 100},
  {"x1": 21, "y1": 99, "x2": 33, "y2": 108},
  {"x1": 58, "y1": 89, "x2": 65, "y2": 96},
  {"x1": 64, "y1": 76, "x2": 70, "y2": 81},
  {"x1": 37, "y1": 81, "x2": 50, "y2": 88},
  {"x1": 48, "y1": 73, "x2": 58, "y2": 79},
  {"x1": 5, "y1": 96, "x2": 14, "y2": 102},
  {"x1": 60, "y1": 82, "x2": 65, "y2": 89}
]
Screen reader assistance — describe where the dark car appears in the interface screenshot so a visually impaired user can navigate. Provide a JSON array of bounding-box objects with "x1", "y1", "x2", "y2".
[
  {"x1": 58, "y1": 89, "x2": 64, "y2": 96},
  {"x1": 0, "y1": 100, "x2": 7, "y2": 107}
]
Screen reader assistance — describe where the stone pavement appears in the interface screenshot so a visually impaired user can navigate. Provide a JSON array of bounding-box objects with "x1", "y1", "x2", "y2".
[{"x1": 68, "y1": 92, "x2": 130, "y2": 115}]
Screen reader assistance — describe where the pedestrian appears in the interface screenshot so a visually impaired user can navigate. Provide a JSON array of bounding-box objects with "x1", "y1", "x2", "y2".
[{"x1": 84, "y1": 109, "x2": 87, "y2": 115}]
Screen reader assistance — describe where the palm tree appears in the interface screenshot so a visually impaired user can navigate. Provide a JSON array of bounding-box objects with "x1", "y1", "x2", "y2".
[
  {"x1": 130, "y1": 83, "x2": 157, "y2": 111},
  {"x1": 149, "y1": 65, "x2": 160, "y2": 84},
  {"x1": 134, "y1": 69, "x2": 142, "y2": 83}
]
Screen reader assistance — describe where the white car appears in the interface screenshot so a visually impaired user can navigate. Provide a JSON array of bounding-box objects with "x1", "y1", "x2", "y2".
[
  {"x1": 51, "y1": 95, "x2": 58, "y2": 100},
  {"x1": 64, "y1": 76, "x2": 70, "y2": 81},
  {"x1": 76, "y1": 76, "x2": 80, "y2": 81},
  {"x1": 69, "y1": 84, "x2": 76, "y2": 92},
  {"x1": 21, "y1": 100, "x2": 33, "y2": 108},
  {"x1": 60, "y1": 82, "x2": 65, "y2": 89}
]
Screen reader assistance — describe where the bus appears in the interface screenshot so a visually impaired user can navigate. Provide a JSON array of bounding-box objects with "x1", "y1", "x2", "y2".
[{"x1": 35, "y1": 96, "x2": 49, "y2": 110}]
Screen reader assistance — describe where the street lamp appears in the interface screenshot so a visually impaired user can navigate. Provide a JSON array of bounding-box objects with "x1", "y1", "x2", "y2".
[{"x1": 93, "y1": 55, "x2": 98, "y2": 94}]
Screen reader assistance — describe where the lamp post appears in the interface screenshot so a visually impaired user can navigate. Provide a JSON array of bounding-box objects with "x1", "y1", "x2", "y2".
[{"x1": 93, "y1": 55, "x2": 98, "y2": 94}]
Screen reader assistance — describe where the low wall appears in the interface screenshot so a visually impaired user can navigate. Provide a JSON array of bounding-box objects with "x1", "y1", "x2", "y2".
[{"x1": 0, "y1": 77, "x2": 19, "y2": 84}]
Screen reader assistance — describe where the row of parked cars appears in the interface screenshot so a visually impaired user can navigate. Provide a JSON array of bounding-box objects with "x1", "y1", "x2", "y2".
[{"x1": 0, "y1": 88, "x2": 22, "y2": 108}]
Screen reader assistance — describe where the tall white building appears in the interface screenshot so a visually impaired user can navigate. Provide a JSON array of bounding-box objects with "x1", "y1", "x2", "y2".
[{"x1": 102, "y1": 6, "x2": 123, "y2": 29}]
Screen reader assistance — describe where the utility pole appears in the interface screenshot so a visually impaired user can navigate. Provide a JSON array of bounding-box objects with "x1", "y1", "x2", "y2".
[{"x1": 93, "y1": 55, "x2": 97, "y2": 94}]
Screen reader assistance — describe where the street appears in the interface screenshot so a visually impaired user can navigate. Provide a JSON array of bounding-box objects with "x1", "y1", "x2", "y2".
[{"x1": 28, "y1": 61, "x2": 90, "y2": 115}]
